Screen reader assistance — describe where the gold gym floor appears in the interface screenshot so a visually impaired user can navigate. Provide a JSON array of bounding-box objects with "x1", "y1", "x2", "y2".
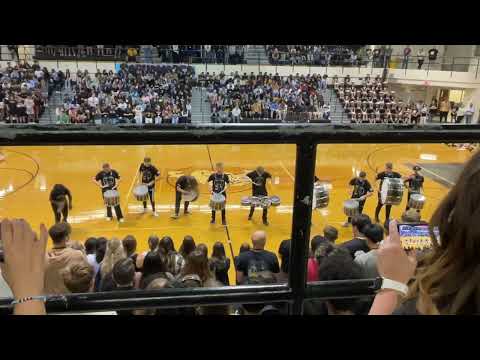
[{"x1": 0, "y1": 143, "x2": 471, "y2": 283}]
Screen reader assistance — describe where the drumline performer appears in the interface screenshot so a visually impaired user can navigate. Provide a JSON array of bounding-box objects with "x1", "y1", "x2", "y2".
[
  {"x1": 172, "y1": 175, "x2": 198, "y2": 219},
  {"x1": 404, "y1": 165, "x2": 424, "y2": 212},
  {"x1": 49, "y1": 184, "x2": 73, "y2": 223},
  {"x1": 343, "y1": 171, "x2": 373, "y2": 227},
  {"x1": 374, "y1": 162, "x2": 402, "y2": 223},
  {"x1": 246, "y1": 166, "x2": 272, "y2": 226},
  {"x1": 93, "y1": 163, "x2": 124, "y2": 223},
  {"x1": 138, "y1": 157, "x2": 160, "y2": 216},
  {"x1": 208, "y1": 162, "x2": 229, "y2": 225}
]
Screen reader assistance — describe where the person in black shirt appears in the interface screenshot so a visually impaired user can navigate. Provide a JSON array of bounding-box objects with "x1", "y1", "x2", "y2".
[
  {"x1": 49, "y1": 184, "x2": 73, "y2": 223},
  {"x1": 344, "y1": 171, "x2": 373, "y2": 226},
  {"x1": 246, "y1": 166, "x2": 272, "y2": 225},
  {"x1": 235, "y1": 230, "x2": 280, "y2": 284},
  {"x1": 138, "y1": 157, "x2": 160, "y2": 216},
  {"x1": 172, "y1": 175, "x2": 198, "y2": 218},
  {"x1": 93, "y1": 163, "x2": 124, "y2": 222},
  {"x1": 208, "y1": 162, "x2": 230, "y2": 225},
  {"x1": 404, "y1": 165, "x2": 424, "y2": 211},
  {"x1": 341, "y1": 214, "x2": 372, "y2": 258},
  {"x1": 374, "y1": 162, "x2": 402, "y2": 223}
]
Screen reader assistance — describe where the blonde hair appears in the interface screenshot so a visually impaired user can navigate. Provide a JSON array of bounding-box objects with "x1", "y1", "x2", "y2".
[
  {"x1": 100, "y1": 238, "x2": 126, "y2": 278},
  {"x1": 62, "y1": 259, "x2": 94, "y2": 293}
]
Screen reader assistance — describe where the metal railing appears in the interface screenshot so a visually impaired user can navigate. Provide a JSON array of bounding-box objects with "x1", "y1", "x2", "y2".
[{"x1": 0, "y1": 123, "x2": 479, "y2": 314}]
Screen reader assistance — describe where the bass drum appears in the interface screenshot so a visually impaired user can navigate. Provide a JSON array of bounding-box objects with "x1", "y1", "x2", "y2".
[
  {"x1": 313, "y1": 183, "x2": 330, "y2": 209},
  {"x1": 381, "y1": 178, "x2": 404, "y2": 205}
]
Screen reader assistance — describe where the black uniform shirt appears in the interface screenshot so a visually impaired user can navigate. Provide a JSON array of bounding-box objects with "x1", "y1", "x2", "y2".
[
  {"x1": 95, "y1": 170, "x2": 120, "y2": 191},
  {"x1": 246, "y1": 170, "x2": 271, "y2": 196},
  {"x1": 139, "y1": 164, "x2": 160, "y2": 188},
  {"x1": 208, "y1": 173, "x2": 230, "y2": 194}
]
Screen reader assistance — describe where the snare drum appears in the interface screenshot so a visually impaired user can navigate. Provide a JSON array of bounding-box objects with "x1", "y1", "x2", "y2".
[
  {"x1": 104, "y1": 190, "x2": 120, "y2": 207},
  {"x1": 259, "y1": 196, "x2": 272, "y2": 209},
  {"x1": 241, "y1": 196, "x2": 252, "y2": 206},
  {"x1": 381, "y1": 178, "x2": 404, "y2": 205},
  {"x1": 133, "y1": 185, "x2": 149, "y2": 202},
  {"x1": 408, "y1": 193, "x2": 426, "y2": 210},
  {"x1": 209, "y1": 193, "x2": 226, "y2": 211},
  {"x1": 343, "y1": 199, "x2": 360, "y2": 217},
  {"x1": 182, "y1": 190, "x2": 199, "y2": 202},
  {"x1": 269, "y1": 195, "x2": 281, "y2": 207},
  {"x1": 313, "y1": 183, "x2": 330, "y2": 209}
]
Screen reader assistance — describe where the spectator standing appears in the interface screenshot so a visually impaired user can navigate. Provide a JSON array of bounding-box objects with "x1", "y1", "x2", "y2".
[
  {"x1": 235, "y1": 230, "x2": 280, "y2": 284},
  {"x1": 439, "y1": 97, "x2": 450, "y2": 123},
  {"x1": 417, "y1": 48, "x2": 425, "y2": 69},
  {"x1": 465, "y1": 102, "x2": 475, "y2": 124},
  {"x1": 402, "y1": 46, "x2": 412, "y2": 69},
  {"x1": 456, "y1": 102, "x2": 465, "y2": 123}
]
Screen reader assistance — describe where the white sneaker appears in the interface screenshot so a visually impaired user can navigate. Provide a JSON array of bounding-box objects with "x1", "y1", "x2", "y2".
[
  {"x1": 119, "y1": 218, "x2": 125, "y2": 223},
  {"x1": 153, "y1": 211, "x2": 159, "y2": 217},
  {"x1": 171, "y1": 214, "x2": 179, "y2": 219},
  {"x1": 106, "y1": 217, "x2": 113, "y2": 221}
]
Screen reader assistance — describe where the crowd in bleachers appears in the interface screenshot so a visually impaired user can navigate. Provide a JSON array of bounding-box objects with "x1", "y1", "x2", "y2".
[
  {"x1": 0, "y1": 61, "x2": 49, "y2": 124},
  {"x1": 57, "y1": 64, "x2": 194, "y2": 124},
  {"x1": 199, "y1": 71, "x2": 331, "y2": 122},
  {"x1": 265, "y1": 45, "x2": 384, "y2": 67},
  {"x1": 155, "y1": 45, "x2": 246, "y2": 65},
  {"x1": 334, "y1": 74, "x2": 476, "y2": 124}
]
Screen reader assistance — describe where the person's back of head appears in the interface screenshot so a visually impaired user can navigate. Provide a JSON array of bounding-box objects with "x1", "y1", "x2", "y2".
[
  {"x1": 62, "y1": 258, "x2": 94, "y2": 293},
  {"x1": 148, "y1": 235, "x2": 159, "y2": 251},
  {"x1": 318, "y1": 249, "x2": 364, "y2": 314},
  {"x1": 211, "y1": 241, "x2": 226, "y2": 260},
  {"x1": 122, "y1": 235, "x2": 137, "y2": 257},
  {"x1": 182, "y1": 249, "x2": 212, "y2": 283},
  {"x1": 239, "y1": 242, "x2": 251, "y2": 254},
  {"x1": 362, "y1": 223, "x2": 384, "y2": 245},
  {"x1": 180, "y1": 235, "x2": 196, "y2": 257},
  {"x1": 159, "y1": 236, "x2": 175, "y2": 254},
  {"x1": 243, "y1": 271, "x2": 280, "y2": 314},
  {"x1": 196, "y1": 243, "x2": 208, "y2": 259},
  {"x1": 401, "y1": 209, "x2": 421, "y2": 223},
  {"x1": 251, "y1": 230, "x2": 267, "y2": 250},
  {"x1": 112, "y1": 258, "x2": 135, "y2": 288},
  {"x1": 101, "y1": 238, "x2": 126, "y2": 278},
  {"x1": 142, "y1": 250, "x2": 167, "y2": 278},
  {"x1": 84, "y1": 237, "x2": 97, "y2": 255},
  {"x1": 323, "y1": 225, "x2": 339, "y2": 243},
  {"x1": 48, "y1": 222, "x2": 71, "y2": 246},
  {"x1": 278, "y1": 239, "x2": 291, "y2": 274},
  {"x1": 311, "y1": 235, "x2": 328, "y2": 256},
  {"x1": 351, "y1": 214, "x2": 372, "y2": 235},
  {"x1": 95, "y1": 237, "x2": 108, "y2": 264}
]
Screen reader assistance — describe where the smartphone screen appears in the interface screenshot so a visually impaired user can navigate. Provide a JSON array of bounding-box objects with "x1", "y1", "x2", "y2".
[{"x1": 397, "y1": 223, "x2": 439, "y2": 250}]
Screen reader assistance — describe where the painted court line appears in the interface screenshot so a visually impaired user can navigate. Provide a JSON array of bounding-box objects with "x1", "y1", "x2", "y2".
[
  {"x1": 415, "y1": 164, "x2": 455, "y2": 187},
  {"x1": 278, "y1": 160, "x2": 295, "y2": 182}
]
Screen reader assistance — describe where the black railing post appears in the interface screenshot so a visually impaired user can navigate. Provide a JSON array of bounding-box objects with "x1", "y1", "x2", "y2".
[{"x1": 289, "y1": 141, "x2": 316, "y2": 314}]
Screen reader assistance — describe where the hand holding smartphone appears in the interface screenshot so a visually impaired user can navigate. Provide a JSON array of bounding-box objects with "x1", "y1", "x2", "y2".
[{"x1": 397, "y1": 223, "x2": 439, "y2": 250}]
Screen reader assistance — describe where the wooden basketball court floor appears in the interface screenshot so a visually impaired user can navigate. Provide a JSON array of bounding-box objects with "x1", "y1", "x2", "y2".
[{"x1": 0, "y1": 144, "x2": 471, "y2": 283}]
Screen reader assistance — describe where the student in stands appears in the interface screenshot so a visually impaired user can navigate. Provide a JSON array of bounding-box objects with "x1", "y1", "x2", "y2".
[
  {"x1": 235, "y1": 230, "x2": 280, "y2": 285},
  {"x1": 277, "y1": 239, "x2": 291, "y2": 283},
  {"x1": 100, "y1": 239, "x2": 126, "y2": 279},
  {"x1": 179, "y1": 235, "x2": 196, "y2": 259},
  {"x1": 122, "y1": 235, "x2": 139, "y2": 272},
  {"x1": 341, "y1": 214, "x2": 372, "y2": 258},
  {"x1": 44, "y1": 222, "x2": 86, "y2": 295},
  {"x1": 209, "y1": 242, "x2": 230, "y2": 286},
  {"x1": 136, "y1": 234, "x2": 159, "y2": 270},
  {"x1": 158, "y1": 236, "x2": 185, "y2": 276},
  {"x1": 323, "y1": 225, "x2": 338, "y2": 243},
  {"x1": 354, "y1": 223, "x2": 384, "y2": 278},
  {"x1": 179, "y1": 249, "x2": 214, "y2": 285}
]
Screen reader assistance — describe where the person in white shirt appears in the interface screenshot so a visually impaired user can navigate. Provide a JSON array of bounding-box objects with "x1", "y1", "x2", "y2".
[
  {"x1": 465, "y1": 102, "x2": 475, "y2": 124},
  {"x1": 232, "y1": 106, "x2": 241, "y2": 123}
]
